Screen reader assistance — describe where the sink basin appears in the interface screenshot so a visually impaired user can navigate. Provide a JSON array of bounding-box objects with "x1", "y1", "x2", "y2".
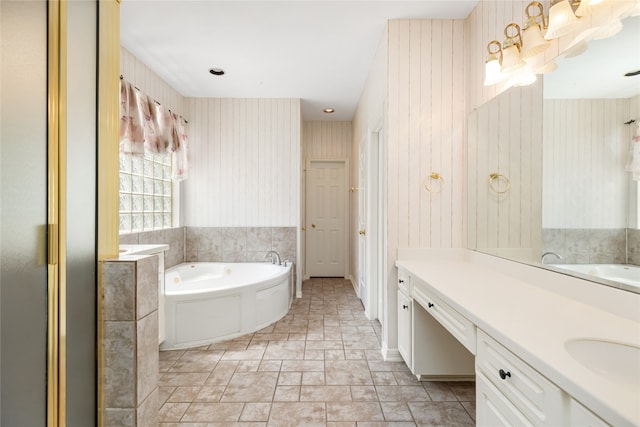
[{"x1": 565, "y1": 338, "x2": 640, "y2": 390}]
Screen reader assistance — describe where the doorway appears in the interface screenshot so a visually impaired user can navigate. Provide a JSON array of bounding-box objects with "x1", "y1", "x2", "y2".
[
  {"x1": 358, "y1": 123, "x2": 385, "y2": 322},
  {"x1": 305, "y1": 160, "x2": 349, "y2": 277}
]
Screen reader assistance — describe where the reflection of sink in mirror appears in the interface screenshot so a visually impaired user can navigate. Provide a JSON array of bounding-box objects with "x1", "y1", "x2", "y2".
[
  {"x1": 565, "y1": 338, "x2": 640, "y2": 391},
  {"x1": 552, "y1": 264, "x2": 640, "y2": 289}
]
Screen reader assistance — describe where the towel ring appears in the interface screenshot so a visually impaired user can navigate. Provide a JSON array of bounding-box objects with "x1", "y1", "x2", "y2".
[
  {"x1": 489, "y1": 173, "x2": 510, "y2": 194},
  {"x1": 424, "y1": 172, "x2": 445, "y2": 194}
]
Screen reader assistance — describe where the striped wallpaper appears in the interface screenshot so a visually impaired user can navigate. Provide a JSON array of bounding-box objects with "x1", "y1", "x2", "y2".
[
  {"x1": 183, "y1": 98, "x2": 301, "y2": 228},
  {"x1": 543, "y1": 98, "x2": 633, "y2": 229},
  {"x1": 467, "y1": 81, "x2": 543, "y2": 261},
  {"x1": 120, "y1": 47, "x2": 185, "y2": 116},
  {"x1": 303, "y1": 121, "x2": 352, "y2": 160},
  {"x1": 182, "y1": 98, "x2": 302, "y2": 294}
]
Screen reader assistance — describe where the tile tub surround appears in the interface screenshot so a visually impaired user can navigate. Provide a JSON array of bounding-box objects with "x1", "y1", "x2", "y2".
[
  {"x1": 185, "y1": 226, "x2": 297, "y2": 264},
  {"x1": 628, "y1": 228, "x2": 640, "y2": 266},
  {"x1": 158, "y1": 278, "x2": 476, "y2": 426},
  {"x1": 103, "y1": 255, "x2": 160, "y2": 427},
  {"x1": 543, "y1": 228, "x2": 627, "y2": 264},
  {"x1": 120, "y1": 226, "x2": 297, "y2": 267}
]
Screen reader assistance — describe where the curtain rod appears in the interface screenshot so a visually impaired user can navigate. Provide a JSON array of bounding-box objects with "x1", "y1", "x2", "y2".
[{"x1": 120, "y1": 75, "x2": 188, "y2": 124}]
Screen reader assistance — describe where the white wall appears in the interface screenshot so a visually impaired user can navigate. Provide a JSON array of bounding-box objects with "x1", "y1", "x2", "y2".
[
  {"x1": 543, "y1": 98, "x2": 632, "y2": 229},
  {"x1": 352, "y1": 31, "x2": 388, "y2": 295},
  {"x1": 184, "y1": 98, "x2": 301, "y2": 227},
  {"x1": 352, "y1": 18, "x2": 467, "y2": 355}
]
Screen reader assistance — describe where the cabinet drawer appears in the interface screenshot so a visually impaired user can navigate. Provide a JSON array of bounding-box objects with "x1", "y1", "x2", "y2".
[
  {"x1": 476, "y1": 329, "x2": 564, "y2": 426},
  {"x1": 411, "y1": 279, "x2": 476, "y2": 354}
]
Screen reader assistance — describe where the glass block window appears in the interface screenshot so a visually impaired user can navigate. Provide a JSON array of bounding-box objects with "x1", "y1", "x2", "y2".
[{"x1": 119, "y1": 152, "x2": 172, "y2": 233}]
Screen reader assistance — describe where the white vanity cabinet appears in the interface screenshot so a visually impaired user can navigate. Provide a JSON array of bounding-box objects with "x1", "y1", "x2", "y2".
[
  {"x1": 476, "y1": 329, "x2": 565, "y2": 426},
  {"x1": 395, "y1": 252, "x2": 635, "y2": 426}
]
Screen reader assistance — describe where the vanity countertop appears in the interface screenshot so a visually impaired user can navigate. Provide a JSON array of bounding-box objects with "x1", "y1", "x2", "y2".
[{"x1": 396, "y1": 249, "x2": 640, "y2": 427}]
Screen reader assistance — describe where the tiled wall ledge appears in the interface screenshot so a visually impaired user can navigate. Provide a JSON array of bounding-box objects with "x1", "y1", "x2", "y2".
[
  {"x1": 119, "y1": 227, "x2": 185, "y2": 268},
  {"x1": 542, "y1": 228, "x2": 634, "y2": 265},
  {"x1": 102, "y1": 255, "x2": 159, "y2": 427}
]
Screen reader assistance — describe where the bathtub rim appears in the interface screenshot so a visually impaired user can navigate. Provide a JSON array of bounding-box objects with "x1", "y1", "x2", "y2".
[
  {"x1": 547, "y1": 263, "x2": 639, "y2": 293},
  {"x1": 164, "y1": 261, "x2": 292, "y2": 296}
]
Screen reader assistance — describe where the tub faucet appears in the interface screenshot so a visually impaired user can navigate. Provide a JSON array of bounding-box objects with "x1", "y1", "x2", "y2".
[
  {"x1": 541, "y1": 251, "x2": 563, "y2": 264},
  {"x1": 264, "y1": 250, "x2": 281, "y2": 265}
]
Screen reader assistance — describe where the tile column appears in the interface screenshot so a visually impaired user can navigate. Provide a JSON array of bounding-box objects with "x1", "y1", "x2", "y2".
[{"x1": 102, "y1": 255, "x2": 159, "y2": 426}]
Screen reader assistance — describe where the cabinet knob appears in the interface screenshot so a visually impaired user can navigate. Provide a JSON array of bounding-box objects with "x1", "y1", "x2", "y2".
[
  {"x1": 499, "y1": 369, "x2": 511, "y2": 380},
  {"x1": 402, "y1": 304, "x2": 409, "y2": 310},
  {"x1": 427, "y1": 302, "x2": 434, "y2": 308},
  {"x1": 398, "y1": 279, "x2": 404, "y2": 284}
]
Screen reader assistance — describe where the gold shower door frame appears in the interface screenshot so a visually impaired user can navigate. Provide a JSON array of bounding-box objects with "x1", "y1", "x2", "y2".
[{"x1": 47, "y1": 1, "x2": 67, "y2": 425}]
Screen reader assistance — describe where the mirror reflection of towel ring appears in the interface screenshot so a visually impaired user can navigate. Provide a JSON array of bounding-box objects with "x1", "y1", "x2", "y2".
[
  {"x1": 424, "y1": 172, "x2": 444, "y2": 194},
  {"x1": 489, "y1": 173, "x2": 510, "y2": 194}
]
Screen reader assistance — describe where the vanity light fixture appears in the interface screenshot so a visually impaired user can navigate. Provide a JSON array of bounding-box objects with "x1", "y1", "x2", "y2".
[
  {"x1": 323, "y1": 108, "x2": 335, "y2": 114},
  {"x1": 545, "y1": 0, "x2": 581, "y2": 40},
  {"x1": 483, "y1": 40, "x2": 505, "y2": 86},
  {"x1": 563, "y1": 39, "x2": 589, "y2": 57},
  {"x1": 591, "y1": 17, "x2": 623, "y2": 39},
  {"x1": 500, "y1": 23, "x2": 527, "y2": 74},
  {"x1": 521, "y1": 2, "x2": 551, "y2": 59},
  {"x1": 209, "y1": 67, "x2": 225, "y2": 76}
]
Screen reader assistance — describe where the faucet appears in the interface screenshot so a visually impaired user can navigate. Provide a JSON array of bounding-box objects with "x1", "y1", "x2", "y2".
[
  {"x1": 541, "y1": 251, "x2": 563, "y2": 264},
  {"x1": 264, "y1": 250, "x2": 281, "y2": 265}
]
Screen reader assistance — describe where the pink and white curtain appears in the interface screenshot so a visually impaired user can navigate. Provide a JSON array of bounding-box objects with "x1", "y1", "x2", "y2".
[{"x1": 119, "y1": 78, "x2": 189, "y2": 181}]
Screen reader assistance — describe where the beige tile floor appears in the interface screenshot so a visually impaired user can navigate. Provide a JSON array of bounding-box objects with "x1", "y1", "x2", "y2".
[{"x1": 159, "y1": 277, "x2": 476, "y2": 426}]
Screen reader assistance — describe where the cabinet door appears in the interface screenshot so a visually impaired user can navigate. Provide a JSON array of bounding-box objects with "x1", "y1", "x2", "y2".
[
  {"x1": 477, "y1": 372, "x2": 535, "y2": 427},
  {"x1": 397, "y1": 289, "x2": 412, "y2": 368}
]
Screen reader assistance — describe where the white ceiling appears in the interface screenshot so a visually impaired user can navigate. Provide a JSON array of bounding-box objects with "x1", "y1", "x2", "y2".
[{"x1": 120, "y1": 0, "x2": 478, "y2": 120}]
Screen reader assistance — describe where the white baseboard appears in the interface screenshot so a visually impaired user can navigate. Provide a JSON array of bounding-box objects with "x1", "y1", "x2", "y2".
[
  {"x1": 380, "y1": 344, "x2": 403, "y2": 362},
  {"x1": 347, "y1": 275, "x2": 359, "y2": 297}
]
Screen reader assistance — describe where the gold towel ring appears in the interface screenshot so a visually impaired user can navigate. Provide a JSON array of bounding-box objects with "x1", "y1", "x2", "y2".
[
  {"x1": 489, "y1": 173, "x2": 510, "y2": 194},
  {"x1": 424, "y1": 172, "x2": 444, "y2": 194}
]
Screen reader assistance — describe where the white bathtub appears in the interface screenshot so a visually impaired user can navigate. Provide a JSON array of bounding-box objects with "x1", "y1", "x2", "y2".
[
  {"x1": 160, "y1": 262, "x2": 293, "y2": 350},
  {"x1": 551, "y1": 264, "x2": 640, "y2": 289}
]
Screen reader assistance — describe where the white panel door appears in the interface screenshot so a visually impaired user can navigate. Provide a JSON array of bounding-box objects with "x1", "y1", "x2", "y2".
[{"x1": 306, "y1": 160, "x2": 347, "y2": 277}]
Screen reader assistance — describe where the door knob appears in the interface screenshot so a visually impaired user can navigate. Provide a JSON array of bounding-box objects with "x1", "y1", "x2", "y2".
[
  {"x1": 359, "y1": 230, "x2": 366, "y2": 235},
  {"x1": 311, "y1": 224, "x2": 316, "y2": 228}
]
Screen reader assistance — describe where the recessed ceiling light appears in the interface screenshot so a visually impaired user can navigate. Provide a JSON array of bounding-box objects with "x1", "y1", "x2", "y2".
[
  {"x1": 209, "y1": 68, "x2": 225, "y2": 76},
  {"x1": 323, "y1": 108, "x2": 335, "y2": 114},
  {"x1": 624, "y1": 70, "x2": 640, "y2": 77}
]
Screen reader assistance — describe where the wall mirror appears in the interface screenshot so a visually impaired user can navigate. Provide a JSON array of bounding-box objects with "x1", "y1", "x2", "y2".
[{"x1": 468, "y1": 15, "x2": 640, "y2": 294}]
